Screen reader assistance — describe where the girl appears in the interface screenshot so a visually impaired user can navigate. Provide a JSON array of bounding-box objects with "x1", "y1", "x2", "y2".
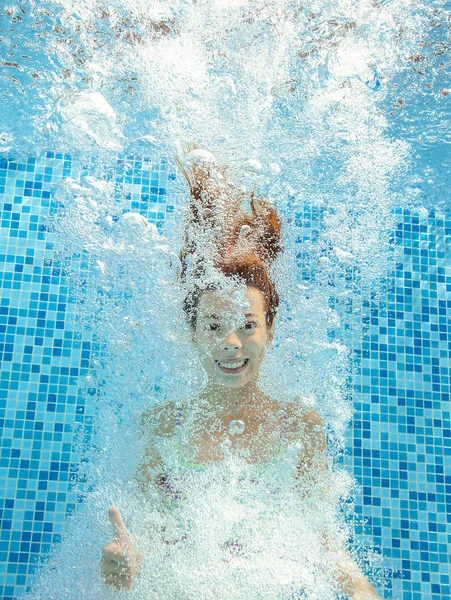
[{"x1": 99, "y1": 149, "x2": 382, "y2": 600}]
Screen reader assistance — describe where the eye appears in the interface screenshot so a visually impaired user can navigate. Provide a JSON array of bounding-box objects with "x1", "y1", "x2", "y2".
[
  {"x1": 243, "y1": 321, "x2": 257, "y2": 330},
  {"x1": 207, "y1": 323, "x2": 220, "y2": 331}
]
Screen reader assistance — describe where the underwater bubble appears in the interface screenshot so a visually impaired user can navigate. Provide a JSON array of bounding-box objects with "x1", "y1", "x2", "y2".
[
  {"x1": 95, "y1": 260, "x2": 107, "y2": 275},
  {"x1": 79, "y1": 176, "x2": 110, "y2": 194},
  {"x1": 316, "y1": 256, "x2": 332, "y2": 268},
  {"x1": 209, "y1": 170, "x2": 225, "y2": 184},
  {"x1": 228, "y1": 420, "x2": 245, "y2": 435},
  {"x1": 185, "y1": 100, "x2": 201, "y2": 113},
  {"x1": 99, "y1": 215, "x2": 114, "y2": 230},
  {"x1": 146, "y1": 222, "x2": 164, "y2": 240},
  {"x1": 223, "y1": 76, "x2": 237, "y2": 96},
  {"x1": 112, "y1": 212, "x2": 148, "y2": 237},
  {"x1": 152, "y1": 243, "x2": 174, "y2": 264},
  {"x1": 124, "y1": 136, "x2": 166, "y2": 159},
  {"x1": 417, "y1": 207, "x2": 429, "y2": 222},
  {"x1": 269, "y1": 162, "x2": 281, "y2": 174},
  {"x1": 51, "y1": 177, "x2": 78, "y2": 196},
  {"x1": 0, "y1": 132, "x2": 13, "y2": 153},
  {"x1": 134, "y1": 134, "x2": 159, "y2": 146},
  {"x1": 365, "y1": 67, "x2": 381, "y2": 91},
  {"x1": 243, "y1": 159, "x2": 263, "y2": 173},
  {"x1": 332, "y1": 247, "x2": 354, "y2": 261},
  {"x1": 67, "y1": 183, "x2": 92, "y2": 197},
  {"x1": 48, "y1": 90, "x2": 124, "y2": 152},
  {"x1": 239, "y1": 224, "x2": 251, "y2": 237},
  {"x1": 79, "y1": 374, "x2": 95, "y2": 388},
  {"x1": 183, "y1": 148, "x2": 216, "y2": 168}
]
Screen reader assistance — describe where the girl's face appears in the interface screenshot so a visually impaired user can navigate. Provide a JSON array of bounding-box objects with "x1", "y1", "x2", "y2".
[{"x1": 192, "y1": 286, "x2": 274, "y2": 389}]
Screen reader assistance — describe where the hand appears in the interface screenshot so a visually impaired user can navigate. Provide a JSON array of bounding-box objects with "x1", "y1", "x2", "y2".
[{"x1": 100, "y1": 507, "x2": 142, "y2": 590}]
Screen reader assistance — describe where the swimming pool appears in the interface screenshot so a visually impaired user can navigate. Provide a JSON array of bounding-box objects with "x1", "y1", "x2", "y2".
[{"x1": 1, "y1": 1, "x2": 450, "y2": 599}]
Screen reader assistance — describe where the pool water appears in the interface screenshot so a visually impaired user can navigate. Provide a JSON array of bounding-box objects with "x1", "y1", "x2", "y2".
[{"x1": 0, "y1": 1, "x2": 450, "y2": 599}]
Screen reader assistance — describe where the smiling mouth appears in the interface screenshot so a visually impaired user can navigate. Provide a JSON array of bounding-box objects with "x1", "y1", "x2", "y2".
[{"x1": 215, "y1": 358, "x2": 249, "y2": 374}]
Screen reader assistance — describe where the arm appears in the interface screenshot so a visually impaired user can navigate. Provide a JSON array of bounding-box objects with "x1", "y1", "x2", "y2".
[
  {"x1": 101, "y1": 402, "x2": 182, "y2": 590},
  {"x1": 133, "y1": 401, "x2": 177, "y2": 493},
  {"x1": 100, "y1": 407, "x2": 168, "y2": 590},
  {"x1": 292, "y1": 406, "x2": 382, "y2": 600}
]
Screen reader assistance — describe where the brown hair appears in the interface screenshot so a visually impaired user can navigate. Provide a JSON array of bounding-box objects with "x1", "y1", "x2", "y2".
[{"x1": 176, "y1": 148, "x2": 283, "y2": 330}]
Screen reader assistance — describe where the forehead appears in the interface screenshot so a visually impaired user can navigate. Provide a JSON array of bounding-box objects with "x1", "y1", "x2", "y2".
[{"x1": 197, "y1": 287, "x2": 266, "y2": 318}]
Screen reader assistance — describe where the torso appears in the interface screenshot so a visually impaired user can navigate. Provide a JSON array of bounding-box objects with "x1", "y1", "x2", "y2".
[{"x1": 134, "y1": 396, "x2": 326, "y2": 494}]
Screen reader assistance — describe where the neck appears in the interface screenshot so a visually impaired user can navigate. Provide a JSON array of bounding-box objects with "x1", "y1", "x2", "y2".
[{"x1": 199, "y1": 379, "x2": 266, "y2": 417}]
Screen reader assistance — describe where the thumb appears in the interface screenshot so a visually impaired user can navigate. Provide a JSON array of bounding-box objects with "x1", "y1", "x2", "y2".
[{"x1": 108, "y1": 506, "x2": 129, "y2": 544}]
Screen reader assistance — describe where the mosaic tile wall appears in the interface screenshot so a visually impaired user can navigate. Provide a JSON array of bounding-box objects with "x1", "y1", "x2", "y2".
[
  {"x1": 294, "y1": 204, "x2": 451, "y2": 600},
  {"x1": 0, "y1": 152, "x2": 450, "y2": 600}
]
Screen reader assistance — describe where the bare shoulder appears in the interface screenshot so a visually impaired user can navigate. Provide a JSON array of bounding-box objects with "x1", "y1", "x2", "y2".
[
  {"x1": 281, "y1": 400, "x2": 326, "y2": 452},
  {"x1": 284, "y1": 400, "x2": 324, "y2": 429}
]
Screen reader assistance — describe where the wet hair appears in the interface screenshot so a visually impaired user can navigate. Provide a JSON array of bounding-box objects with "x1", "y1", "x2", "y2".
[{"x1": 176, "y1": 147, "x2": 283, "y2": 330}]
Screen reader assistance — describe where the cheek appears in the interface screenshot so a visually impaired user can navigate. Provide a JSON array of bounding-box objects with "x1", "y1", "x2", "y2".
[
  {"x1": 195, "y1": 335, "x2": 218, "y2": 359},
  {"x1": 246, "y1": 337, "x2": 267, "y2": 359}
]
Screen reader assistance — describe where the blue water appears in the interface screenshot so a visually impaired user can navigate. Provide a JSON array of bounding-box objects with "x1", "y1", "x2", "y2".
[{"x1": 1, "y1": 1, "x2": 450, "y2": 599}]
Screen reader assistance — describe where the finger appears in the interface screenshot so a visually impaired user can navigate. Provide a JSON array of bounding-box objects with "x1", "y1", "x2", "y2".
[
  {"x1": 108, "y1": 507, "x2": 129, "y2": 544},
  {"x1": 102, "y1": 576, "x2": 129, "y2": 589},
  {"x1": 100, "y1": 560, "x2": 130, "y2": 573},
  {"x1": 102, "y1": 572, "x2": 132, "y2": 588},
  {"x1": 103, "y1": 569, "x2": 131, "y2": 579},
  {"x1": 102, "y1": 545, "x2": 130, "y2": 565}
]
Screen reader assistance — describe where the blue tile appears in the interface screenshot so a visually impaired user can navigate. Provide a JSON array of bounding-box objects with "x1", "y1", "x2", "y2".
[{"x1": 0, "y1": 158, "x2": 450, "y2": 599}]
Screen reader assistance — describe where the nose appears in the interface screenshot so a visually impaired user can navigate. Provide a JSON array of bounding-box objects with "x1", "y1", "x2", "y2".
[{"x1": 223, "y1": 331, "x2": 242, "y2": 352}]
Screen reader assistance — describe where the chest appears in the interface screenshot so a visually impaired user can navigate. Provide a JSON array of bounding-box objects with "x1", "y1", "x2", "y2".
[{"x1": 180, "y1": 410, "x2": 291, "y2": 466}]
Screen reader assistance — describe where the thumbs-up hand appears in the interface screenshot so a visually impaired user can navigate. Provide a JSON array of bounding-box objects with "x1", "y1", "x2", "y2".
[{"x1": 100, "y1": 507, "x2": 142, "y2": 590}]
